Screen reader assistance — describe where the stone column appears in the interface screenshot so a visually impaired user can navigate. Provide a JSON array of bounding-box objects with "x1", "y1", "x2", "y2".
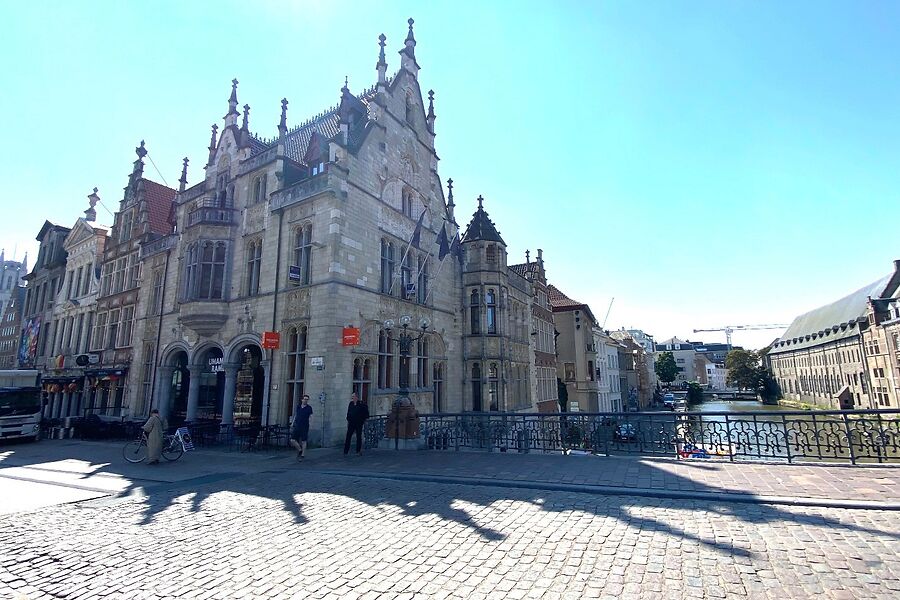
[
  {"x1": 51, "y1": 393, "x2": 62, "y2": 419},
  {"x1": 186, "y1": 366, "x2": 202, "y2": 422},
  {"x1": 220, "y1": 363, "x2": 240, "y2": 427},
  {"x1": 260, "y1": 358, "x2": 272, "y2": 426},
  {"x1": 155, "y1": 366, "x2": 174, "y2": 420},
  {"x1": 60, "y1": 392, "x2": 71, "y2": 418}
]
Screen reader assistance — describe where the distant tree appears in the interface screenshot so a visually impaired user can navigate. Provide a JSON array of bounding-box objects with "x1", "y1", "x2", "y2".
[
  {"x1": 557, "y1": 378, "x2": 568, "y2": 413},
  {"x1": 726, "y1": 349, "x2": 763, "y2": 390},
  {"x1": 686, "y1": 381, "x2": 704, "y2": 404},
  {"x1": 655, "y1": 352, "x2": 678, "y2": 386}
]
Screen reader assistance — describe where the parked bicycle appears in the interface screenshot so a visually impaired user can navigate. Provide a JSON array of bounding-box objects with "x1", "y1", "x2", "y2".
[{"x1": 123, "y1": 427, "x2": 192, "y2": 463}]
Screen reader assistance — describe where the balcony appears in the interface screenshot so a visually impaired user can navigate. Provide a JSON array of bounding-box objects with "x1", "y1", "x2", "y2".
[
  {"x1": 140, "y1": 234, "x2": 177, "y2": 259},
  {"x1": 187, "y1": 197, "x2": 236, "y2": 227},
  {"x1": 179, "y1": 301, "x2": 230, "y2": 337},
  {"x1": 270, "y1": 171, "x2": 342, "y2": 211}
]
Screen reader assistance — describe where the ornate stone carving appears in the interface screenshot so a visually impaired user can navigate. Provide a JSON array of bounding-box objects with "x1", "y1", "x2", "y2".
[{"x1": 285, "y1": 288, "x2": 310, "y2": 319}]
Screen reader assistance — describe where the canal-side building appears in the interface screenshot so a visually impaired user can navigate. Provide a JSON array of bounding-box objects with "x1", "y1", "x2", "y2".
[
  {"x1": 549, "y1": 285, "x2": 601, "y2": 412},
  {"x1": 860, "y1": 296, "x2": 900, "y2": 409},
  {"x1": 509, "y1": 249, "x2": 558, "y2": 413},
  {"x1": 768, "y1": 260, "x2": 900, "y2": 409},
  {"x1": 43, "y1": 191, "x2": 109, "y2": 420},
  {"x1": 656, "y1": 337, "x2": 698, "y2": 385}
]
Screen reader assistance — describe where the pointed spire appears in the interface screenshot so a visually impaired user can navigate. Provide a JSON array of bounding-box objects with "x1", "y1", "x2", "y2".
[
  {"x1": 85, "y1": 187, "x2": 99, "y2": 222},
  {"x1": 376, "y1": 33, "x2": 387, "y2": 84},
  {"x1": 477, "y1": 194, "x2": 484, "y2": 210},
  {"x1": 405, "y1": 18, "x2": 416, "y2": 52},
  {"x1": 342, "y1": 75, "x2": 349, "y2": 92},
  {"x1": 178, "y1": 158, "x2": 189, "y2": 192},
  {"x1": 426, "y1": 90, "x2": 436, "y2": 133},
  {"x1": 207, "y1": 124, "x2": 219, "y2": 166},
  {"x1": 399, "y1": 18, "x2": 420, "y2": 77},
  {"x1": 224, "y1": 78, "x2": 240, "y2": 127},
  {"x1": 241, "y1": 104, "x2": 250, "y2": 132},
  {"x1": 446, "y1": 177, "x2": 455, "y2": 222},
  {"x1": 278, "y1": 98, "x2": 288, "y2": 138}
]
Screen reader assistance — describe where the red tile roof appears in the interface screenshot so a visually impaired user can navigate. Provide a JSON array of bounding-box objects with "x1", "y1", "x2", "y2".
[
  {"x1": 142, "y1": 179, "x2": 176, "y2": 235},
  {"x1": 548, "y1": 284, "x2": 598, "y2": 324}
]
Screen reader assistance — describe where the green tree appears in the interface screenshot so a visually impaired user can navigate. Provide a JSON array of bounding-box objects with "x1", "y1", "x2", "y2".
[
  {"x1": 726, "y1": 349, "x2": 763, "y2": 390},
  {"x1": 686, "y1": 381, "x2": 704, "y2": 404},
  {"x1": 655, "y1": 352, "x2": 678, "y2": 385}
]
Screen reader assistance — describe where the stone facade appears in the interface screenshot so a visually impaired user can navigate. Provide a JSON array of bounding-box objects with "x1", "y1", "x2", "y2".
[
  {"x1": 0, "y1": 287, "x2": 25, "y2": 369},
  {"x1": 768, "y1": 260, "x2": 900, "y2": 409},
  {"x1": 42, "y1": 192, "x2": 109, "y2": 420},
  {"x1": 0, "y1": 251, "x2": 27, "y2": 324}
]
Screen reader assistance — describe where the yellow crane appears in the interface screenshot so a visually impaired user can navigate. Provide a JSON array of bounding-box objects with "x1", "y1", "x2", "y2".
[{"x1": 692, "y1": 324, "x2": 789, "y2": 347}]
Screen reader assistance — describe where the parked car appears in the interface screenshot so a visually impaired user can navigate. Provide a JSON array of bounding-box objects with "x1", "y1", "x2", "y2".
[{"x1": 663, "y1": 393, "x2": 675, "y2": 410}]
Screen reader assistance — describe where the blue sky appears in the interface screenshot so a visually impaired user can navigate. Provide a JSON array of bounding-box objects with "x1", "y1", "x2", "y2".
[{"x1": 2, "y1": 1, "x2": 899, "y2": 350}]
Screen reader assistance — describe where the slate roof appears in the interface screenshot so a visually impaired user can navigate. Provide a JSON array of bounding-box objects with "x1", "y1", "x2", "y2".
[
  {"x1": 250, "y1": 85, "x2": 380, "y2": 165},
  {"x1": 461, "y1": 203, "x2": 504, "y2": 244},
  {"x1": 142, "y1": 179, "x2": 177, "y2": 235},
  {"x1": 770, "y1": 274, "x2": 894, "y2": 355},
  {"x1": 508, "y1": 262, "x2": 534, "y2": 278}
]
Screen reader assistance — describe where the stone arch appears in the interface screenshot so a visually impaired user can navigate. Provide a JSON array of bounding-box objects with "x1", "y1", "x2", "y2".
[
  {"x1": 225, "y1": 333, "x2": 263, "y2": 364},
  {"x1": 160, "y1": 342, "x2": 190, "y2": 366},
  {"x1": 190, "y1": 341, "x2": 225, "y2": 367}
]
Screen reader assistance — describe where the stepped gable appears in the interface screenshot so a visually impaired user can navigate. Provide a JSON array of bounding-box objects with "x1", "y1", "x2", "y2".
[{"x1": 142, "y1": 179, "x2": 177, "y2": 236}]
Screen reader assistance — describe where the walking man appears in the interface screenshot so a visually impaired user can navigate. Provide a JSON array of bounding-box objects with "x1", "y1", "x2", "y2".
[
  {"x1": 142, "y1": 408, "x2": 164, "y2": 465},
  {"x1": 343, "y1": 392, "x2": 369, "y2": 455},
  {"x1": 290, "y1": 394, "x2": 313, "y2": 461}
]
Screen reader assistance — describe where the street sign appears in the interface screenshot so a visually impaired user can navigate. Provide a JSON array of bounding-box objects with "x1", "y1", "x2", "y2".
[
  {"x1": 311, "y1": 356, "x2": 324, "y2": 367},
  {"x1": 262, "y1": 331, "x2": 280, "y2": 349},
  {"x1": 342, "y1": 327, "x2": 360, "y2": 346},
  {"x1": 288, "y1": 265, "x2": 301, "y2": 282}
]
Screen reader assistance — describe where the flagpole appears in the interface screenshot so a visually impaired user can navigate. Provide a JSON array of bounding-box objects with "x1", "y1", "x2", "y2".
[
  {"x1": 424, "y1": 223, "x2": 459, "y2": 305},
  {"x1": 389, "y1": 209, "x2": 426, "y2": 296}
]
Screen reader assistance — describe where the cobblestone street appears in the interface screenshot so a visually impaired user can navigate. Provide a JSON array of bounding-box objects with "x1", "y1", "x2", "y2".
[{"x1": 2, "y1": 444, "x2": 900, "y2": 599}]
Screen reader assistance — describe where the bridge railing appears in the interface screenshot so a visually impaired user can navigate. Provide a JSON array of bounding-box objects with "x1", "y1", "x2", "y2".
[{"x1": 362, "y1": 409, "x2": 900, "y2": 464}]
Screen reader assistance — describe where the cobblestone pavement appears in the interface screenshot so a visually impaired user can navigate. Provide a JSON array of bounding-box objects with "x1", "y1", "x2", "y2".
[
  {"x1": 309, "y1": 450, "x2": 900, "y2": 504},
  {"x1": 2, "y1": 463, "x2": 900, "y2": 599}
]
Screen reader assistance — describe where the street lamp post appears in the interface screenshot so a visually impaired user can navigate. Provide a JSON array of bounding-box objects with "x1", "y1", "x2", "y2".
[{"x1": 383, "y1": 315, "x2": 430, "y2": 449}]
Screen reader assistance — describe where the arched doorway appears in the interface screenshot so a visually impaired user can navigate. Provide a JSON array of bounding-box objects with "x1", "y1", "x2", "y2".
[
  {"x1": 233, "y1": 345, "x2": 264, "y2": 425},
  {"x1": 169, "y1": 351, "x2": 189, "y2": 426},
  {"x1": 196, "y1": 346, "x2": 225, "y2": 422}
]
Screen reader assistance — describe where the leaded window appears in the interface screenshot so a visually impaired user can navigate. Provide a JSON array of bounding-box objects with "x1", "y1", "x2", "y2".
[
  {"x1": 246, "y1": 240, "x2": 262, "y2": 296},
  {"x1": 185, "y1": 241, "x2": 227, "y2": 300},
  {"x1": 470, "y1": 290, "x2": 481, "y2": 334},
  {"x1": 416, "y1": 338, "x2": 428, "y2": 388},
  {"x1": 488, "y1": 362, "x2": 499, "y2": 411},
  {"x1": 486, "y1": 289, "x2": 497, "y2": 334},
  {"x1": 377, "y1": 329, "x2": 393, "y2": 389},
  {"x1": 353, "y1": 358, "x2": 372, "y2": 404},
  {"x1": 293, "y1": 226, "x2": 312, "y2": 286},
  {"x1": 380, "y1": 240, "x2": 395, "y2": 294},
  {"x1": 285, "y1": 326, "x2": 308, "y2": 414}
]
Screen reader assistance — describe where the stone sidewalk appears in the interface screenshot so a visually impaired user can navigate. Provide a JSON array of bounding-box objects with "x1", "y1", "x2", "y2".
[{"x1": 305, "y1": 449, "x2": 900, "y2": 509}]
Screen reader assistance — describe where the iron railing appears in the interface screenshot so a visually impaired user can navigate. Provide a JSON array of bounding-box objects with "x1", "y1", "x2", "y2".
[{"x1": 363, "y1": 409, "x2": 900, "y2": 464}]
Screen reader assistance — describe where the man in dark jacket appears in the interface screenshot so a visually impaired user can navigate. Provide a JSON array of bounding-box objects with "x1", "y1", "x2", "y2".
[{"x1": 344, "y1": 392, "x2": 369, "y2": 455}]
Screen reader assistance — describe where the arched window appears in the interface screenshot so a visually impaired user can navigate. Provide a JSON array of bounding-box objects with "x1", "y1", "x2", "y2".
[
  {"x1": 285, "y1": 326, "x2": 307, "y2": 417},
  {"x1": 402, "y1": 189, "x2": 413, "y2": 218},
  {"x1": 380, "y1": 240, "x2": 395, "y2": 294},
  {"x1": 486, "y1": 290, "x2": 497, "y2": 334},
  {"x1": 293, "y1": 226, "x2": 312, "y2": 285},
  {"x1": 377, "y1": 329, "x2": 393, "y2": 389},
  {"x1": 416, "y1": 338, "x2": 429, "y2": 388},
  {"x1": 254, "y1": 176, "x2": 267, "y2": 204},
  {"x1": 246, "y1": 240, "x2": 262, "y2": 296},
  {"x1": 488, "y1": 362, "x2": 499, "y2": 411},
  {"x1": 353, "y1": 358, "x2": 372, "y2": 404},
  {"x1": 252, "y1": 179, "x2": 261, "y2": 204},
  {"x1": 472, "y1": 363, "x2": 482, "y2": 412},
  {"x1": 470, "y1": 290, "x2": 481, "y2": 334}
]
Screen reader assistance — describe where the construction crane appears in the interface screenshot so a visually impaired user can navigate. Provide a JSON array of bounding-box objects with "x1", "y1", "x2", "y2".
[{"x1": 692, "y1": 324, "x2": 790, "y2": 347}]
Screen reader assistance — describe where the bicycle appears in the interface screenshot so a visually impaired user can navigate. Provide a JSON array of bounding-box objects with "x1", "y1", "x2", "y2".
[{"x1": 123, "y1": 428, "x2": 191, "y2": 463}]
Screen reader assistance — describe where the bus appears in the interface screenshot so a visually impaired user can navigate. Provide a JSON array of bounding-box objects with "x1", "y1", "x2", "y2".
[{"x1": 0, "y1": 370, "x2": 42, "y2": 442}]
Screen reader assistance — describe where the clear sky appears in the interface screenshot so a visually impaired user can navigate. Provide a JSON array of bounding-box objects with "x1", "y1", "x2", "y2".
[{"x1": 2, "y1": 1, "x2": 899, "y2": 350}]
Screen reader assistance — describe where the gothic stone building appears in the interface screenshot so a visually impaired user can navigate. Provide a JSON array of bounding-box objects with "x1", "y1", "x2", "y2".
[
  {"x1": 768, "y1": 260, "x2": 900, "y2": 409},
  {"x1": 100, "y1": 21, "x2": 551, "y2": 444}
]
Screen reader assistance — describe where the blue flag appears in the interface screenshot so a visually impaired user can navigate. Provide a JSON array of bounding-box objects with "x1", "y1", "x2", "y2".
[
  {"x1": 437, "y1": 224, "x2": 450, "y2": 260},
  {"x1": 409, "y1": 209, "x2": 426, "y2": 249}
]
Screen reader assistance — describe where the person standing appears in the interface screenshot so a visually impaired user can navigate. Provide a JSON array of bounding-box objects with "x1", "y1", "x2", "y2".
[
  {"x1": 343, "y1": 392, "x2": 369, "y2": 455},
  {"x1": 142, "y1": 408, "x2": 164, "y2": 465},
  {"x1": 290, "y1": 394, "x2": 313, "y2": 460}
]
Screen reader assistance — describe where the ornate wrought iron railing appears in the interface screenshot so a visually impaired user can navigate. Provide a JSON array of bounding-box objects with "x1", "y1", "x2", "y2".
[{"x1": 362, "y1": 410, "x2": 900, "y2": 464}]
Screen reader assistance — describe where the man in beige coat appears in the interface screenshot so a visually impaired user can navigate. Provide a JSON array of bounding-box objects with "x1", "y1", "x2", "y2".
[{"x1": 142, "y1": 409, "x2": 164, "y2": 464}]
